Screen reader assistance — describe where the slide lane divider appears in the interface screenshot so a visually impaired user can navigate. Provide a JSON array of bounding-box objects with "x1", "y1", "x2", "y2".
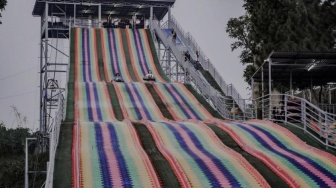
[
  {"x1": 214, "y1": 120, "x2": 305, "y2": 187},
  {"x1": 190, "y1": 120, "x2": 270, "y2": 187},
  {"x1": 134, "y1": 29, "x2": 166, "y2": 82},
  {"x1": 143, "y1": 120, "x2": 192, "y2": 188},
  {"x1": 144, "y1": 29, "x2": 171, "y2": 82},
  {"x1": 248, "y1": 119, "x2": 336, "y2": 162},
  {"x1": 152, "y1": 82, "x2": 190, "y2": 121},
  {"x1": 123, "y1": 29, "x2": 143, "y2": 81},
  {"x1": 112, "y1": 82, "x2": 130, "y2": 120},
  {"x1": 140, "y1": 29, "x2": 168, "y2": 82},
  {"x1": 237, "y1": 123, "x2": 333, "y2": 187},
  {"x1": 125, "y1": 120, "x2": 162, "y2": 187},
  {"x1": 176, "y1": 82, "x2": 213, "y2": 119}
]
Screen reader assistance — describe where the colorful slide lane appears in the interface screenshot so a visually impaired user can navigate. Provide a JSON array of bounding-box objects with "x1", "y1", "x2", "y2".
[
  {"x1": 113, "y1": 82, "x2": 165, "y2": 121},
  {"x1": 215, "y1": 120, "x2": 336, "y2": 187},
  {"x1": 144, "y1": 120, "x2": 269, "y2": 188},
  {"x1": 125, "y1": 29, "x2": 167, "y2": 82},
  {"x1": 100, "y1": 28, "x2": 134, "y2": 82},
  {"x1": 75, "y1": 82, "x2": 116, "y2": 122},
  {"x1": 152, "y1": 82, "x2": 212, "y2": 121},
  {"x1": 76, "y1": 121, "x2": 161, "y2": 187},
  {"x1": 73, "y1": 28, "x2": 102, "y2": 82}
]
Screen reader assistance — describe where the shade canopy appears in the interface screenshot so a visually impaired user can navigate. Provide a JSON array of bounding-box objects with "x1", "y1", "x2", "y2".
[
  {"x1": 252, "y1": 51, "x2": 336, "y2": 88},
  {"x1": 32, "y1": 0, "x2": 176, "y2": 20}
]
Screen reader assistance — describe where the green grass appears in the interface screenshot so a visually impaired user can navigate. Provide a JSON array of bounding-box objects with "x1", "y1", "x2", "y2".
[
  {"x1": 132, "y1": 123, "x2": 181, "y2": 187},
  {"x1": 106, "y1": 82, "x2": 124, "y2": 121},
  {"x1": 184, "y1": 84, "x2": 223, "y2": 119},
  {"x1": 206, "y1": 123, "x2": 289, "y2": 188},
  {"x1": 121, "y1": 29, "x2": 138, "y2": 81},
  {"x1": 145, "y1": 83, "x2": 174, "y2": 120},
  {"x1": 53, "y1": 122, "x2": 73, "y2": 188}
]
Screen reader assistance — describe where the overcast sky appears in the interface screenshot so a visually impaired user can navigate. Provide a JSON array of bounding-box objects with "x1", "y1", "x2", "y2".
[{"x1": 0, "y1": 0, "x2": 246, "y2": 130}]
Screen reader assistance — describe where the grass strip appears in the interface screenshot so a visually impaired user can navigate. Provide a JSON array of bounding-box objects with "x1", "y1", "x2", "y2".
[
  {"x1": 106, "y1": 82, "x2": 124, "y2": 121},
  {"x1": 145, "y1": 29, "x2": 170, "y2": 82},
  {"x1": 145, "y1": 83, "x2": 174, "y2": 120},
  {"x1": 132, "y1": 122, "x2": 181, "y2": 188},
  {"x1": 206, "y1": 123, "x2": 289, "y2": 188},
  {"x1": 96, "y1": 28, "x2": 106, "y2": 82},
  {"x1": 121, "y1": 29, "x2": 138, "y2": 81},
  {"x1": 184, "y1": 84, "x2": 223, "y2": 119},
  {"x1": 53, "y1": 122, "x2": 73, "y2": 188}
]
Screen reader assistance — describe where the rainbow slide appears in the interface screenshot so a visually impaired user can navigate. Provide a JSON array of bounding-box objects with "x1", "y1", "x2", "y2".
[
  {"x1": 100, "y1": 28, "x2": 134, "y2": 82},
  {"x1": 144, "y1": 120, "x2": 269, "y2": 187},
  {"x1": 74, "y1": 121, "x2": 161, "y2": 187},
  {"x1": 73, "y1": 28, "x2": 102, "y2": 82},
  {"x1": 215, "y1": 120, "x2": 336, "y2": 187},
  {"x1": 112, "y1": 82, "x2": 165, "y2": 121},
  {"x1": 124, "y1": 29, "x2": 168, "y2": 82},
  {"x1": 151, "y1": 82, "x2": 212, "y2": 121},
  {"x1": 75, "y1": 82, "x2": 116, "y2": 122}
]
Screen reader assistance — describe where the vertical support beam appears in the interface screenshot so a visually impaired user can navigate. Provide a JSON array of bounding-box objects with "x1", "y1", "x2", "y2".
[
  {"x1": 25, "y1": 139, "x2": 29, "y2": 188},
  {"x1": 98, "y1": 4, "x2": 101, "y2": 28},
  {"x1": 261, "y1": 65, "x2": 264, "y2": 119},
  {"x1": 251, "y1": 78, "x2": 256, "y2": 118},
  {"x1": 168, "y1": 6, "x2": 171, "y2": 28},
  {"x1": 149, "y1": 6, "x2": 153, "y2": 29},
  {"x1": 268, "y1": 59, "x2": 272, "y2": 119},
  {"x1": 290, "y1": 70, "x2": 293, "y2": 96},
  {"x1": 39, "y1": 17, "x2": 44, "y2": 135},
  {"x1": 44, "y1": 2, "x2": 49, "y2": 134},
  {"x1": 74, "y1": 4, "x2": 76, "y2": 27}
]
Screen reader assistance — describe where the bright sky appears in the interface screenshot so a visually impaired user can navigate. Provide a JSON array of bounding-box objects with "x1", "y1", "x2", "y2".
[{"x1": 0, "y1": 0, "x2": 247, "y2": 130}]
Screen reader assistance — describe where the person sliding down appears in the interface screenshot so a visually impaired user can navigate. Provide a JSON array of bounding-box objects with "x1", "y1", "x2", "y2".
[
  {"x1": 143, "y1": 70, "x2": 156, "y2": 81},
  {"x1": 113, "y1": 73, "x2": 124, "y2": 82}
]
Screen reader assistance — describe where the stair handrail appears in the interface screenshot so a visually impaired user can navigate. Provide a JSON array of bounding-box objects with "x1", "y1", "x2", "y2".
[
  {"x1": 256, "y1": 94, "x2": 336, "y2": 149},
  {"x1": 161, "y1": 15, "x2": 246, "y2": 112},
  {"x1": 45, "y1": 93, "x2": 65, "y2": 188},
  {"x1": 152, "y1": 19, "x2": 236, "y2": 119}
]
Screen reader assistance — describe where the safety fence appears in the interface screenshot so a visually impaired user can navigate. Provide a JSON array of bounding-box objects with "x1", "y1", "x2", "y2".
[
  {"x1": 45, "y1": 93, "x2": 65, "y2": 187},
  {"x1": 254, "y1": 94, "x2": 336, "y2": 149},
  {"x1": 160, "y1": 15, "x2": 246, "y2": 112}
]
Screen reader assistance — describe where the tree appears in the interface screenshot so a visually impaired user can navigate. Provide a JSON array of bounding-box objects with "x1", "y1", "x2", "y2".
[
  {"x1": 227, "y1": 0, "x2": 336, "y2": 85},
  {"x1": 0, "y1": 0, "x2": 7, "y2": 24}
]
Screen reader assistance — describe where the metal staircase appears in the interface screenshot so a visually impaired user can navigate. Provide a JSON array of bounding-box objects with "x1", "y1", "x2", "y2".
[{"x1": 151, "y1": 16, "x2": 253, "y2": 120}]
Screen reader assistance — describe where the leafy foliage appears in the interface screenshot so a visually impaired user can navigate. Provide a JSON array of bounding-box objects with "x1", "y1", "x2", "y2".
[
  {"x1": 226, "y1": 0, "x2": 336, "y2": 83},
  {"x1": 0, "y1": 123, "x2": 47, "y2": 187},
  {"x1": 0, "y1": 0, "x2": 6, "y2": 10}
]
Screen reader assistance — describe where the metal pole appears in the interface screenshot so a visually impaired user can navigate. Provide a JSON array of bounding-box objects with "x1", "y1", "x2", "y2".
[
  {"x1": 149, "y1": 6, "x2": 153, "y2": 29},
  {"x1": 39, "y1": 17, "x2": 43, "y2": 134},
  {"x1": 74, "y1": 4, "x2": 76, "y2": 27},
  {"x1": 290, "y1": 70, "x2": 293, "y2": 96},
  {"x1": 168, "y1": 6, "x2": 171, "y2": 28},
  {"x1": 268, "y1": 60, "x2": 272, "y2": 119},
  {"x1": 261, "y1": 65, "x2": 264, "y2": 118},
  {"x1": 44, "y1": 2, "x2": 49, "y2": 134},
  {"x1": 98, "y1": 4, "x2": 101, "y2": 28}
]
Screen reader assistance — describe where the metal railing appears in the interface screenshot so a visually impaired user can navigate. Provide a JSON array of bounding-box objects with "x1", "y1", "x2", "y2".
[
  {"x1": 160, "y1": 15, "x2": 246, "y2": 112},
  {"x1": 318, "y1": 104, "x2": 336, "y2": 115},
  {"x1": 151, "y1": 19, "x2": 254, "y2": 120},
  {"x1": 45, "y1": 93, "x2": 65, "y2": 187},
  {"x1": 255, "y1": 94, "x2": 336, "y2": 149}
]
